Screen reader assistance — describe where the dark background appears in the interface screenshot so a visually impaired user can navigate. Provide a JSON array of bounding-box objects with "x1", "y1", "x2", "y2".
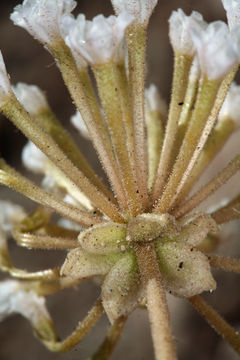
[{"x1": 0, "y1": 1, "x2": 240, "y2": 359}]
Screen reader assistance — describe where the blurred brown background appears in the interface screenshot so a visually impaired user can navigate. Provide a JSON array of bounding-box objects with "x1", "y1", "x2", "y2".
[{"x1": 0, "y1": 1, "x2": 240, "y2": 359}]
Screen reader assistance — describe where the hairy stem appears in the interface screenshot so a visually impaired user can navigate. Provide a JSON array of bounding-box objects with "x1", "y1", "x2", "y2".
[
  {"x1": 209, "y1": 255, "x2": 240, "y2": 273},
  {"x1": 211, "y1": 194, "x2": 240, "y2": 224},
  {"x1": 135, "y1": 242, "x2": 177, "y2": 360}
]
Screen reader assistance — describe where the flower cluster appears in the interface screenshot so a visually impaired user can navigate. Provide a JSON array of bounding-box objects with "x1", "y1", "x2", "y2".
[{"x1": 0, "y1": 0, "x2": 240, "y2": 359}]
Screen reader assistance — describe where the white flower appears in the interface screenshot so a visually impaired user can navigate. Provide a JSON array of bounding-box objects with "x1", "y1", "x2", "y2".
[
  {"x1": 111, "y1": 0, "x2": 158, "y2": 25},
  {"x1": 145, "y1": 84, "x2": 167, "y2": 116},
  {"x1": 65, "y1": 12, "x2": 134, "y2": 65},
  {"x1": 222, "y1": 0, "x2": 240, "y2": 30},
  {"x1": 0, "y1": 280, "x2": 50, "y2": 327},
  {"x1": 0, "y1": 52, "x2": 12, "y2": 106},
  {"x1": 10, "y1": 0, "x2": 77, "y2": 46},
  {"x1": 190, "y1": 21, "x2": 238, "y2": 80},
  {"x1": 12, "y1": 83, "x2": 48, "y2": 115},
  {"x1": 70, "y1": 110, "x2": 89, "y2": 139},
  {"x1": 0, "y1": 201, "x2": 26, "y2": 234},
  {"x1": 219, "y1": 82, "x2": 240, "y2": 128},
  {"x1": 22, "y1": 141, "x2": 47, "y2": 173},
  {"x1": 169, "y1": 9, "x2": 207, "y2": 56}
]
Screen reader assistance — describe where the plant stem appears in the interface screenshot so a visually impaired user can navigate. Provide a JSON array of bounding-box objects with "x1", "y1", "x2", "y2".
[
  {"x1": 209, "y1": 255, "x2": 240, "y2": 273},
  {"x1": 189, "y1": 296, "x2": 240, "y2": 355},
  {"x1": 135, "y1": 242, "x2": 177, "y2": 360},
  {"x1": 211, "y1": 194, "x2": 240, "y2": 224},
  {"x1": 91, "y1": 316, "x2": 127, "y2": 360}
]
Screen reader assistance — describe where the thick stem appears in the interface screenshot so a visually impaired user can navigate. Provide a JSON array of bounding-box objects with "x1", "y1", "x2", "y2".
[
  {"x1": 211, "y1": 194, "x2": 240, "y2": 224},
  {"x1": 209, "y1": 255, "x2": 240, "y2": 273},
  {"x1": 189, "y1": 296, "x2": 240, "y2": 355},
  {"x1": 173, "y1": 154, "x2": 240, "y2": 218},
  {"x1": 91, "y1": 316, "x2": 127, "y2": 360},
  {"x1": 135, "y1": 242, "x2": 177, "y2": 360},
  {"x1": 152, "y1": 53, "x2": 193, "y2": 201},
  {"x1": 127, "y1": 24, "x2": 149, "y2": 209}
]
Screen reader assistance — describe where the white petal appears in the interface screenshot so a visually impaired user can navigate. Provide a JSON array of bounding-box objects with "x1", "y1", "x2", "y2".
[
  {"x1": 219, "y1": 82, "x2": 240, "y2": 128},
  {"x1": 12, "y1": 82, "x2": 48, "y2": 115},
  {"x1": 169, "y1": 9, "x2": 207, "y2": 56},
  {"x1": 22, "y1": 141, "x2": 47, "y2": 173},
  {"x1": 111, "y1": 0, "x2": 158, "y2": 24},
  {"x1": 145, "y1": 84, "x2": 167, "y2": 116},
  {"x1": 222, "y1": 0, "x2": 240, "y2": 30},
  {"x1": 0, "y1": 52, "x2": 12, "y2": 106},
  {"x1": 71, "y1": 110, "x2": 89, "y2": 139},
  {"x1": 10, "y1": 0, "x2": 77, "y2": 46},
  {"x1": 0, "y1": 201, "x2": 26, "y2": 234},
  {"x1": 190, "y1": 21, "x2": 238, "y2": 80},
  {"x1": 65, "y1": 12, "x2": 133, "y2": 65}
]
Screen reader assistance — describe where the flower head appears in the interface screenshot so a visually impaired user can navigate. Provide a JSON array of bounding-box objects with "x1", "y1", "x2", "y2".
[
  {"x1": 10, "y1": 0, "x2": 77, "y2": 46},
  {"x1": 0, "y1": 52, "x2": 12, "y2": 106},
  {"x1": 0, "y1": 201, "x2": 26, "y2": 234},
  {"x1": 12, "y1": 83, "x2": 48, "y2": 115},
  {"x1": 111, "y1": 0, "x2": 158, "y2": 25},
  {"x1": 222, "y1": 0, "x2": 240, "y2": 30},
  {"x1": 65, "y1": 12, "x2": 134, "y2": 65},
  {"x1": 70, "y1": 110, "x2": 89, "y2": 139},
  {"x1": 219, "y1": 82, "x2": 240, "y2": 127},
  {"x1": 145, "y1": 84, "x2": 167, "y2": 116}
]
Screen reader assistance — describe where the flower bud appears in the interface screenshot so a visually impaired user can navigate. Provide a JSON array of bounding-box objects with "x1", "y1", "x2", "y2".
[
  {"x1": 12, "y1": 83, "x2": 48, "y2": 116},
  {"x1": 111, "y1": 0, "x2": 158, "y2": 25}
]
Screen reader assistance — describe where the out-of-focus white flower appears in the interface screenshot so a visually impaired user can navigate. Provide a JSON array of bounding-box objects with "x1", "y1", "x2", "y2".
[
  {"x1": 145, "y1": 84, "x2": 167, "y2": 116},
  {"x1": 111, "y1": 0, "x2": 158, "y2": 25},
  {"x1": 169, "y1": 9, "x2": 207, "y2": 56},
  {"x1": 0, "y1": 52, "x2": 12, "y2": 106},
  {"x1": 222, "y1": 0, "x2": 240, "y2": 30},
  {"x1": 188, "y1": 57, "x2": 200, "y2": 82},
  {"x1": 0, "y1": 201, "x2": 26, "y2": 234},
  {"x1": 22, "y1": 141, "x2": 47, "y2": 173},
  {"x1": 0, "y1": 280, "x2": 50, "y2": 327},
  {"x1": 219, "y1": 82, "x2": 240, "y2": 128},
  {"x1": 190, "y1": 21, "x2": 238, "y2": 80},
  {"x1": 70, "y1": 110, "x2": 89, "y2": 139},
  {"x1": 10, "y1": 0, "x2": 77, "y2": 46},
  {"x1": 12, "y1": 83, "x2": 48, "y2": 115},
  {"x1": 65, "y1": 12, "x2": 134, "y2": 65}
]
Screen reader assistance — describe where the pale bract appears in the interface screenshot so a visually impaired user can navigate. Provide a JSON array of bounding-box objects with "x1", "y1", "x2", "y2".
[
  {"x1": 13, "y1": 83, "x2": 48, "y2": 115},
  {"x1": 111, "y1": 0, "x2": 158, "y2": 25},
  {"x1": 65, "y1": 12, "x2": 134, "y2": 65},
  {"x1": 0, "y1": 52, "x2": 12, "y2": 106},
  {"x1": 71, "y1": 110, "x2": 89, "y2": 139},
  {"x1": 190, "y1": 20, "x2": 238, "y2": 80},
  {"x1": 0, "y1": 201, "x2": 26, "y2": 234},
  {"x1": 219, "y1": 82, "x2": 240, "y2": 128},
  {"x1": 222, "y1": 0, "x2": 240, "y2": 30},
  {"x1": 0, "y1": 280, "x2": 50, "y2": 327},
  {"x1": 169, "y1": 9, "x2": 207, "y2": 56},
  {"x1": 145, "y1": 84, "x2": 167, "y2": 116},
  {"x1": 10, "y1": 0, "x2": 77, "y2": 46}
]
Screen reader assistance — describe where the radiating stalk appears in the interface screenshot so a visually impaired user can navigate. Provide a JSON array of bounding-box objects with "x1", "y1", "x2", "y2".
[
  {"x1": 127, "y1": 24, "x2": 149, "y2": 209},
  {"x1": 0, "y1": 160, "x2": 102, "y2": 226},
  {"x1": 152, "y1": 53, "x2": 193, "y2": 201},
  {"x1": 155, "y1": 77, "x2": 221, "y2": 214},
  {"x1": 173, "y1": 154, "x2": 240, "y2": 218},
  {"x1": 211, "y1": 194, "x2": 240, "y2": 224},
  {"x1": 190, "y1": 296, "x2": 240, "y2": 355},
  {"x1": 1, "y1": 96, "x2": 123, "y2": 222},
  {"x1": 135, "y1": 242, "x2": 177, "y2": 360},
  {"x1": 93, "y1": 62, "x2": 140, "y2": 217},
  {"x1": 209, "y1": 255, "x2": 240, "y2": 273},
  {"x1": 51, "y1": 41, "x2": 128, "y2": 211},
  {"x1": 43, "y1": 299, "x2": 103, "y2": 352},
  {"x1": 91, "y1": 316, "x2": 127, "y2": 360}
]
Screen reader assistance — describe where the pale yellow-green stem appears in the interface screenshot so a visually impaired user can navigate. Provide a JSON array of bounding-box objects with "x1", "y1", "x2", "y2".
[
  {"x1": 36, "y1": 109, "x2": 116, "y2": 204},
  {"x1": 127, "y1": 24, "x2": 149, "y2": 209},
  {"x1": 211, "y1": 194, "x2": 240, "y2": 224},
  {"x1": 91, "y1": 316, "x2": 127, "y2": 360},
  {"x1": 1, "y1": 263, "x2": 60, "y2": 281},
  {"x1": 93, "y1": 62, "x2": 140, "y2": 217},
  {"x1": 0, "y1": 160, "x2": 102, "y2": 226},
  {"x1": 51, "y1": 41, "x2": 128, "y2": 211},
  {"x1": 1, "y1": 96, "x2": 123, "y2": 222},
  {"x1": 209, "y1": 255, "x2": 240, "y2": 273},
  {"x1": 152, "y1": 53, "x2": 193, "y2": 201},
  {"x1": 146, "y1": 110, "x2": 164, "y2": 191},
  {"x1": 174, "y1": 118, "x2": 236, "y2": 207},
  {"x1": 29, "y1": 277, "x2": 84, "y2": 297},
  {"x1": 190, "y1": 296, "x2": 240, "y2": 355},
  {"x1": 135, "y1": 242, "x2": 177, "y2": 360},
  {"x1": 43, "y1": 299, "x2": 103, "y2": 352},
  {"x1": 155, "y1": 77, "x2": 221, "y2": 214},
  {"x1": 173, "y1": 154, "x2": 240, "y2": 218},
  {"x1": 115, "y1": 62, "x2": 135, "y2": 167}
]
